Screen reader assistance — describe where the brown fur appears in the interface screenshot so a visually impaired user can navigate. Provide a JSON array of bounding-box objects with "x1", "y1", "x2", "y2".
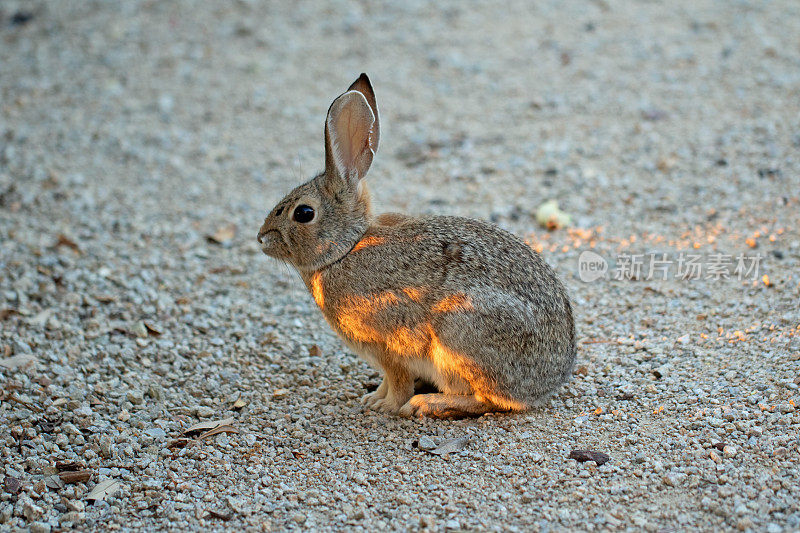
[{"x1": 258, "y1": 74, "x2": 576, "y2": 418}]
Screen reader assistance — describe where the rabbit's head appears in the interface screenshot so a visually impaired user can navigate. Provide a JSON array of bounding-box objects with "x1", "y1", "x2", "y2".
[{"x1": 258, "y1": 74, "x2": 380, "y2": 271}]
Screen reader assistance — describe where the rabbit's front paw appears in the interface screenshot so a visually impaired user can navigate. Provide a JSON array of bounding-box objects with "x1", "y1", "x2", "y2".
[
  {"x1": 362, "y1": 375, "x2": 414, "y2": 415},
  {"x1": 370, "y1": 394, "x2": 409, "y2": 414},
  {"x1": 364, "y1": 386, "x2": 411, "y2": 414},
  {"x1": 362, "y1": 379, "x2": 388, "y2": 407},
  {"x1": 362, "y1": 390, "x2": 386, "y2": 407}
]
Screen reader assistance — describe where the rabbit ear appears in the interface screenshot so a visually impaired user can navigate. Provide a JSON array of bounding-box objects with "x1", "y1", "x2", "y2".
[
  {"x1": 324, "y1": 77, "x2": 378, "y2": 184},
  {"x1": 346, "y1": 73, "x2": 379, "y2": 151}
]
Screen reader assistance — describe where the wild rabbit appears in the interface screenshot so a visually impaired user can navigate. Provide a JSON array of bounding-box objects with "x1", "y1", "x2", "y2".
[{"x1": 258, "y1": 74, "x2": 576, "y2": 418}]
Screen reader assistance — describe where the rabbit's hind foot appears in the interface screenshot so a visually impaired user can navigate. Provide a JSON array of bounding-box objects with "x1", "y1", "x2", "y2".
[{"x1": 398, "y1": 393, "x2": 504, "y2": 419}]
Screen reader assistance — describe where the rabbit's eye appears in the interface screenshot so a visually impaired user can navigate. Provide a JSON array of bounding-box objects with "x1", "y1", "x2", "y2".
[{"x1": 293, "y1": 205, "x2": 315, "y2": 223}]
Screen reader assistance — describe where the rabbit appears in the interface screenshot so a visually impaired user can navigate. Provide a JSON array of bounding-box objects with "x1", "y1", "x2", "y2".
[{"x1": 257, "y1": 73, "x2": 576, "y2": 418}]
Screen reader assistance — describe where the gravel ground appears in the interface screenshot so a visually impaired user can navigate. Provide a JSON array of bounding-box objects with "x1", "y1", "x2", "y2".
[{"x1": 1, "y1": 1, "x2": 799, "y2": 531}]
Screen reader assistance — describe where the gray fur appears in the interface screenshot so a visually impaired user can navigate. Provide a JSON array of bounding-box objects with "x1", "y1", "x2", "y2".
[{"x1": 258, "y1": 74, "x2": 576, "y2": 418}]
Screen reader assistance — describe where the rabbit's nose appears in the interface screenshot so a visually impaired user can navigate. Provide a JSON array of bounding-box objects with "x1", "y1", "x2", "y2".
[{"x1": 257, "y1": 227, "x2": 268, "y2": 244}]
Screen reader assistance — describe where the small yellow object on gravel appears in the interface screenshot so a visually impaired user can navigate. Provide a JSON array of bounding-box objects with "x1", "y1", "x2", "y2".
[{"x1": 536, "y1": 200, "x2": 572, "y2": 230}]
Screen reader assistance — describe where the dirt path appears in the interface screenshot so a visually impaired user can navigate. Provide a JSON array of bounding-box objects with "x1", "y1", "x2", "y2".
[{"x1": 1, "y1": 1, "x2": 798, "y2": 531}]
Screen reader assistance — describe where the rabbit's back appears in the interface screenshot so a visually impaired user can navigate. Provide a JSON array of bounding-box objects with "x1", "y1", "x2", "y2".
[{"x1": 312, "y1": 215, "x2": 576, "y2": 404}]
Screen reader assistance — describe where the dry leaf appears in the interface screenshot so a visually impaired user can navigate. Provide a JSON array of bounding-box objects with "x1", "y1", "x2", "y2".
[
  {"x1": 3, "y1": 476, "x2": 21, "y2": 494},
  {"x1": 86, "y1": 479, "x2": 121, "y2": 502},
  {"x1": 199, "y1": 425, "x2": 239, "y2": 440},
  {"x1": 44, "y1": 475, "x2": 65, "y2": 490},
  {"x1": 55, "y1": 234, "x2": 81, "y2": 253},
  {"x1": 59, "y1": 469, "x2": 93, "y2": 484},
  {"x1": 0, "y1": 309, "x2": 18, "y2": 320},
  {"x1": 205, "y1": 509, "x2": 233, "y2": 521},
  {"x1": 143, "y1": 322, "x2": 162, "y2": 337},
  {"x1": 569, "y1": 449, "x2": 610, "y2": 466},
  {"x1": 206, "y1": 224, "x2": 236, "y2": 245},
  {"x1": 426, "y1": 436, "x2": 469, "y2": 455},
  {"x1": 232, "y1": 398, "x2": 247, "y2": 410},
  {"x1": 95, "y1": 294, "x2": 116, "y2": 303},
  {"x1": 4, "y1": 392, "x2": 41, "y2": 412},
  {"x1": 308, "y1": 344, "x2": 322, "y2": 357},
  {"x1": 56, "y1": 460, "x2": 84, "y2": 472},
  {"x1": 167, "y1": 438, "x2": 194, "y2": 450},
  {"x1": 183, "y1": 417, "x2": 235, "y2": 436},
  {"x1": 0, "y1": 354, "x2": 36, "y2": 370}
]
